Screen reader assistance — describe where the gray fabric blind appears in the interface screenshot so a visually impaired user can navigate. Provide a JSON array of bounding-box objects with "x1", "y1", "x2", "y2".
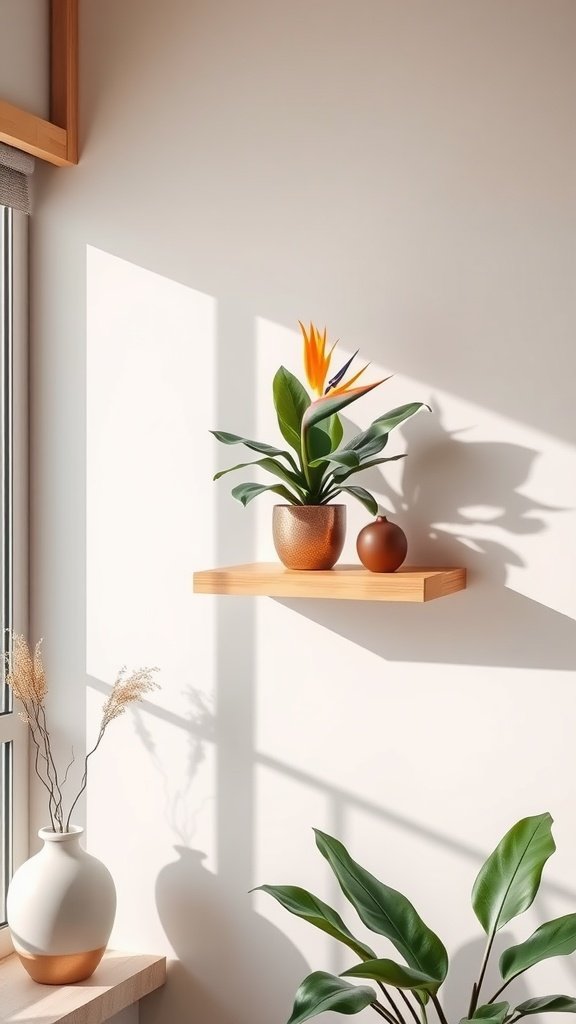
[{"x1": 0, "y1": 143, "x2": 35, "y2": 214}]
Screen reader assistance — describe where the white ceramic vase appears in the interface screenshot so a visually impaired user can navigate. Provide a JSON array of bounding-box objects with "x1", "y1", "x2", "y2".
[{"x1": 7, "y1": 825, "x2": 116, "y2": 984}]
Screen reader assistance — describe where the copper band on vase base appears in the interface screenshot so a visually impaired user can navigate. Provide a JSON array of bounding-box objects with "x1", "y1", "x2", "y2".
[
  {"x1": 273, "y1": 504, "x2": 346, "y2": 570},
  {"x1": 14, "y1": 945, "x2": 106, "y2": 984}
]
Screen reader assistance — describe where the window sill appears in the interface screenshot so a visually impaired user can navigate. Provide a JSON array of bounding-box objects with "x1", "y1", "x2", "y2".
[{"x1": 0, "y1": 949, "x2": 166, "y2": 1024}]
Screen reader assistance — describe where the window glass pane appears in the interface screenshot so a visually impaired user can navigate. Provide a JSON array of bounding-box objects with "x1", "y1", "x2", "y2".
[
  {"x1": 0, "y1": 205, "x2": 14, "y2": 929},
  {"x1": 0, "y1": 206, "x2": 12, "y2": 717},
  {"x1": 0, "y1": 741, "x2": 12, "y2": 925}
]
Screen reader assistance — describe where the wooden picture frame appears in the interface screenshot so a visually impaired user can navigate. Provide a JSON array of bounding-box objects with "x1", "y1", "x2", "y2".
[{"x1": 0, "y1": 0, "x2": 78, "y2": 167}]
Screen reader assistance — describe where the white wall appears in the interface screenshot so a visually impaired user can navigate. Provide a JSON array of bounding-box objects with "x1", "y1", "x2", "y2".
[{"x1": 29, "y1": 2, "x2": 576, "y2": 1023}]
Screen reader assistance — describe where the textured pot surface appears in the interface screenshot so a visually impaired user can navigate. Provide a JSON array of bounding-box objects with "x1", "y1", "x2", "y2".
[
  {"x1": 356, "y1": 515, "x2": 408, "y2": 572},
  {"x1": 7, "y1": 826, "x2": 116, "y2": 984},
  {"x1": 273, "y1": 504, "x2": 346, "y2": 570}
]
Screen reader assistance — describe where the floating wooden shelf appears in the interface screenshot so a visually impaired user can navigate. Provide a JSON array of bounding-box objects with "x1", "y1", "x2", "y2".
[{"x1": 193, "y1": 563, "x2": 467, "y2": 603}]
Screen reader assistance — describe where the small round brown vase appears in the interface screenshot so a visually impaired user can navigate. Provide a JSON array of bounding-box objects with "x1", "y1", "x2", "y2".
[
  {"x1": 273, "y1": 504, "x2": 346, "y2": 570},
  {"x1": 356, "y1": 515, "x2": 408, "y2": 573}
]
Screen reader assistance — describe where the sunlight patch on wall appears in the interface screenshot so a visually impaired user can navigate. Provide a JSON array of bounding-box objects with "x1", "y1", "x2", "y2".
[{"x1": 86, "y1": 245, "x2": 218, "y2": 950}]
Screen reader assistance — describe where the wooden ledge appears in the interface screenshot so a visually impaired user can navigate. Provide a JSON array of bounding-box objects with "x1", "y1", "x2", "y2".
[
  {"x1": 193, "y1": 563, "x2": 467, "y2": 602},
  {"x1": 0, "y1": 950, "x2": 166, "y2": 1024}
]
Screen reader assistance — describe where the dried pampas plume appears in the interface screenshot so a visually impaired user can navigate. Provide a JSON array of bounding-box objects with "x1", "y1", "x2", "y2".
[
  {"x1": 4, "y1": 633, "x2": 160, "y2": 833},
  {"x1": 6, "y1": 633, "x2": 47, "y2": 713},
  {"x1": 102, "y1": 666, "x2": 160, "y2": 727}
]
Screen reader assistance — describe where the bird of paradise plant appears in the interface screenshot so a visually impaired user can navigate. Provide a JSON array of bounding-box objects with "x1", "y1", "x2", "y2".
[{"x1": 211, "y1": 322, "x2": 428, "y2": 514}]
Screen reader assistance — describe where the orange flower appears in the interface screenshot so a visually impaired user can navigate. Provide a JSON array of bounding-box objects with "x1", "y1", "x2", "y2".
[
  {"x1": 299, "y1": 321, "x2": 370, "y2": 397},
  {"x1": 299, "y1": 322, "x2": 336, "y2": 396}
]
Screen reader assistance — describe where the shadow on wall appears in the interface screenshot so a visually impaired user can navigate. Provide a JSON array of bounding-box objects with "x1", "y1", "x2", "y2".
[
  {"x1": 279, "y1": 406, "x2": 575, "y2": 670},
  {"x1": 152, "y1": 847, "x2": 309, "y2": 1024}
]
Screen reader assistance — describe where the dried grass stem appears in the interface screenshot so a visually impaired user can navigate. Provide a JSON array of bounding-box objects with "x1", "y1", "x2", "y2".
[{"x1": 5, "y1": 634, "x2": 159, "y2": 833}]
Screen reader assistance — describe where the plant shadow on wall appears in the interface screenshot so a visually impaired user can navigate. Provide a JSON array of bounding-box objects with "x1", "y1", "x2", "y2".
[
  {"x1": 88, "y1": 673, "x2": 309, "y2": 1024},
  {"x1": 279, "y1": 404, "x2": 576, "y2": 670},
  {"x1": 139, "y1": 701, "x2": 311, "y2": 1024}
]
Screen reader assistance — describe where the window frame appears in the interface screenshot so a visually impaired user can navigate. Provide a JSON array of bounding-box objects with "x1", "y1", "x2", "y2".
[{"x1": 0, "y1": 206, "x2": 28, "y2": 959}]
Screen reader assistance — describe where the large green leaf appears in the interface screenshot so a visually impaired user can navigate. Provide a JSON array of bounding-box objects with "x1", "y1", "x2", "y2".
[
  {"x1": 336, "y1": 486, "x2": 379, "y2": 515},
  {"x1": 332, "y1": 454, "x2": 407, "y2": 482},
  {"x1": 231, "y1": 482, "x2": 300, "y2": 506},
  {"x1": 214, "y1": 456, "x2": 306, "y2": 493},
  {"x1": 500, "y1": 915, "x2": 576, "y2": 984},
  {"x1": 310, "y1": 450, "x2": 360, "y2": 470},
  {"x1": 474, "y1": 1004, "x2": 510, "y2": 1022},
  {"x1": 306, "y1": 415, "x2": 345, "y2": 476},
  {"x1": 460, "y1": 1003, "x2": 510, "y2": 1024},
  {"x1": 307, "y1": 428, "x2": 336, "y2": 493},
  {"x1": 327, "y1": 414, "x2": 344, "y2": 451},
  {"x1": 343, "y1": 426, "x2": 389, "y2": 460},
  {"x1": 336, "y1": 403, "x2": 429, "y2": 462},
  {"x1": 314, "y1": 830, "x2": 448, "y2": 984},
  {"x1": 287, "y1": 972, "x2": 376, "y2": 1024},
  {"x1": 472, "y1": 813, "x2": 555, "y2": 937},
  {"x1": 273, "y1": 367, "x2": 310, "y2": 455},
  {"x1": 254, "y1": 885, "x2": 376, "y2": 962},
  {"x1": 307, "y1": 426, "x2": 333, "y2": 463},
  {"x1": 302, "y1": 426, "x2": 334, "y2": 496},
  {"x1": 302, "y1": 379, "x2": 389, "y2": 434},
  {"x1": 342, "y1": 958, "x2": 440, "y2": 995},
  {"x1": 211, "y1": 430, "x2": 298, "y2": 470},
  {"x1": 366, "y1": 403, "x2": 430, "y2": 437},
  {"x1": 513, "y1": 996, "x2": 576, "y2": 1019}
]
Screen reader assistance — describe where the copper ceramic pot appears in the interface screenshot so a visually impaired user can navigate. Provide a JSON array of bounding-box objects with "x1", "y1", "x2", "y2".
[
  {"x1": 356, "y1": 515, "x2": 407, "y2": 573},
  {"x1": 273, "y1": 504, "x2": 346, "y2": 570}
]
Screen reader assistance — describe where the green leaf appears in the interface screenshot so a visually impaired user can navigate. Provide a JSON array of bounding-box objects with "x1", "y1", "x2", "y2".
[
  {"x1": 307, "y1": 418, "x2": 346, "y2": 465},
  {"x1": 368, "y1": 403, "x2": 430, "y2": 436},
  {"x1": 309, "y1": 401, "x2": 428, "y2": 470},
  {"x1": 307, "y1": 425, "x2": 333, "y2": 463},
  {"x1": 327, "y1": 414, "x2": 344, "y2": 452},
  {"x1": 214, "y1": 457, "x2": 306, "y2": 492},
  {"x1": 273, "y1": 367, "x2": 310, "y2": 456},
  {"x1": 513, "y1": 996, "x2": 576, "y2": 1019},
  {"x1": 254, "y1": 885, "x2": 376, "y2": 962},
  {"x1": 500, "y1": 914, "x2": 576, "y2": 984},
  {"x1": 472, "y1": 813, "x2": 555, "y2": 937},
  {"x1": 342, "y1": 958, "x2": 440, "y2": 995},
  {"x1": 314, "y1": 830, "x2": 448, "y2": 984},
  {"x1": 302, "y1": 378, "x2": 389, "y2": 434},
  {"x1": 337, "y1": 486, "x2": 379, "y2": 515},
  {"x1": 310, "y1": 450, "x2": 360, "y2": 470},
  {"x1": 343, "y1": 427, "x2": 389, "y2": 460},
  {"x1": 231, "y1": 482, "x2": 300, "y2": 507},
  {"x1": 332, "y1": 454, "x2": 407, "y2": 482},
  {"x1": 287, "y1": 972, "x2": 375, "y2": 1024},
  {"x1": 460, "y1": 1002, "x2": 510, "y2": 1024},
  {"x1": 474, "y1": 1004, "x2": 510, "y2": 1022},
  {"x1": 210, "y1": 430, "x2": 298, "y2": 470},
  {"x1": 339, "y1": 403, "x2": 430, "y2": 461}
]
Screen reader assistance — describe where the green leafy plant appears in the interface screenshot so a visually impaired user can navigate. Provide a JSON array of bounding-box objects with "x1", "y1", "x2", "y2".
[
  {"x1": 212, "y1": 322, "x2": 429, "y2": 515},
  {"x1": 256, "y1": 814, "x2": 576, "y2": 1024}
]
